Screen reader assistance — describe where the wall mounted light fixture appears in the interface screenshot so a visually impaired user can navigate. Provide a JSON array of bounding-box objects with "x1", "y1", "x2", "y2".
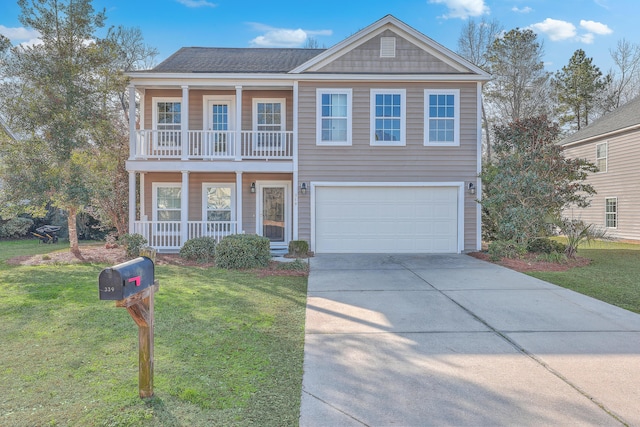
[
  {"x1": 250, "y1": 182, "x2": 256, "y2": 193},
  {"x1": 300, "y1": 182, "x2": 307, "y2": 194},
  {"x1": 467, "y1": 182, "x2": 476, "y2": 195}
]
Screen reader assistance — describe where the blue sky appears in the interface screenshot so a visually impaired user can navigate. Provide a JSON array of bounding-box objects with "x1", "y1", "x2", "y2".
[{"x1": 0, "y1": 0, "x2": 636, "y2": 73}]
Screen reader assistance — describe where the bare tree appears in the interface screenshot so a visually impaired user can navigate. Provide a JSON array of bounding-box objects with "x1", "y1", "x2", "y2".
[
  {"x1": 457, "y1": 18, "x2": 502, "y2": 161},
  {"x1": 607, "y1": 38, "x2": 640, "y2": 110}
]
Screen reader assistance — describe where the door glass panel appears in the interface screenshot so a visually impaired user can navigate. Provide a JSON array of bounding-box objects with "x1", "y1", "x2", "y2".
[{"x1": 262, "y1": 187, "x2": 285, "y2": 242}]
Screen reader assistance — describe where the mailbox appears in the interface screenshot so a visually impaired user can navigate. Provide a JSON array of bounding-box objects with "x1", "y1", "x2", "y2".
[{"x1": 99, "y1": 257, "x2": 155, "y2": 300}]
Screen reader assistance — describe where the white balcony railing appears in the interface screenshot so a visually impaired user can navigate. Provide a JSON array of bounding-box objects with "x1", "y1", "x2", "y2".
[
  {"x1": 134, "y1": 130, "x2": 293, "y2": 160},
  {"x1": 133, "y1": 220, "x2": 238, "y2": 251}
]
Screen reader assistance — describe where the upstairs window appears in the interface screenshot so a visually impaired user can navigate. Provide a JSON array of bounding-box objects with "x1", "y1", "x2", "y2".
[
  {"x1": 424, "y1": 89, "x2": 460, "y2": 146},
  {"x1": 370, "y1": 89, "x2": 405, "y2": 146},
  {"x1": 153, "y1": 98, "x2": 182, "y2": 147},
  {"x1": 596, "y1": 142, "x2": 608, "y2": 172},
  {"x1": 317, "y1": 89, "x2": 352, "y2": 146}
]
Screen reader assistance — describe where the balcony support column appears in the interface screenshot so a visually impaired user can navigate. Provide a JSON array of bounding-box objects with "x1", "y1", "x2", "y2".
[
  {"x1": 235, "y1": 171, "x2": 243, "y2": 234},
  {"x1": 128, "y1": 84, "x2": 136, "y2": 160},
  {"x1": 129, "y1": 171, "x2": 136, "y2": 234},
  {"x1": 181, "y1": 171, "x2": 189, "y2": 246},
  {"x1": 181, "y1": 86, "x2": 189, "y2": 160},
  {"x1": 235, "y1": 85, "x2": 242, "y2": 161}
]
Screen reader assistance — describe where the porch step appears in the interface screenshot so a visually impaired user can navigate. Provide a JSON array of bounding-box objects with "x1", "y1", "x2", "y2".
[{"x1": 270, "y1": 247, "x2": 288, "y2": 257}]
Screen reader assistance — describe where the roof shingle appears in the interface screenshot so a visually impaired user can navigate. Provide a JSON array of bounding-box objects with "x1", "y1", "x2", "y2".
[{"x1": 150, "y1": 47, "x2": 326, "y2": 73}]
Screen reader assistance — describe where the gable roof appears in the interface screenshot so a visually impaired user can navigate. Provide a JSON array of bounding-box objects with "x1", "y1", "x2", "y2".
[
  {"x1": 151, "y1": 47, "x2": 326, "y2": 73},
  {"x1": 291, "y1": 14, "x2": 490, "y2": 78},
  {"x1": 561, "y1": 96, "x2": 640, "y2": 146}
]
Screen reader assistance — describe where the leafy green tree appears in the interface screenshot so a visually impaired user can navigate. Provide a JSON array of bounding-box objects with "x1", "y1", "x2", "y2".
[
  {"x1": 480, "y1": 116, "x2": 597, "y2": 245},
  {"x1": 553, "y1": 49, "x2": 611, "y2": 132},
  {"x1": 485, "y1": 28, "x2": 552, "y2": 126}
]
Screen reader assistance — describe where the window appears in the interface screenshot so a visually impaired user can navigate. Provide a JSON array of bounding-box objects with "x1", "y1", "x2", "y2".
[
  {"x1": 253, "y1": 98, "x2": 285, "y2": 148},
  {"x1": 370, "y1": 89, "x2": 406, "y2": 146},
  {"x1": 203, "y1": 184, "x2": 234, "y2": 221},
  {"x1": 424, "y1": 89, "x2": 460, "y2": 146},
  {"x1": 153, "y1": 184, "x2": 181, "y2": 222},
  {"x1": 317, "y1": 89, "x2": 352, "y2": 146},
  {"x1": 605, "y1": 197, "x2": 617, "y2": 228},
  {"x1": 153, "y1": 98, "x2": 182, "y2": 146},
  {"x1": 596, "y1": 142, "x2": 608, "y2": 172}
]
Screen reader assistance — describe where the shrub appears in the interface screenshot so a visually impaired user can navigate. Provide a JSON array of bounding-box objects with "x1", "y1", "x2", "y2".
[
  {"x1": 488, "y1": 240, "x2": 527, "y2": 261},
  {"x1": 526, "y1": 238, "x2": 567, "y2": 254},
  {"x1": 180, "y1": 237, "x2": 217, "y2": 262},
  {"x1": 119, "y1": 233, "x2": 148, "y2": 258},
  {"x1": 0, "y1": 217, "x2": 34, "y2": 239},
  {"x1": 215, "y1": 234, "x2": 270, "y2": 269},
  {"x1": 287, "y1": 240, "x2": 309, "y2": 257},
  {"x1": 276, "y1": 259, "x2": 309, "y2": 272},
  {"x1": 554, "y1": 217, "x2": 608, "y2": 258}
]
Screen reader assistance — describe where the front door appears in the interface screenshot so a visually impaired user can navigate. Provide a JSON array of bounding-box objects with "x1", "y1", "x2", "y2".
[{"x1": 257, "y1": 181, "x2": 290, "y2": 247}]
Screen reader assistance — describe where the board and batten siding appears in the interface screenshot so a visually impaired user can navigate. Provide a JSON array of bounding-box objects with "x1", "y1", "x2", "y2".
[
  {"x1": 563, "y1": 129, "x2": 640, "y2": 240},
  {"x1": 296, "y1": 81, "x2": 480, "y2": 251}
]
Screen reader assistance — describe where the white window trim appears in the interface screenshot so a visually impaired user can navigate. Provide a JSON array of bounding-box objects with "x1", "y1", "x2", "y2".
[
  {"x1": 596, "y1": 141, "x2": 608, "y2": 173},
  {"x1": 201, "y1": 183, "x2": 236, "y2": 222},
  {"x1": 424, "y1": 89, "x2": 460, "y2": 147},
  {"x1": 370, "y1": 89, "x2": 406, "y2": 146},
  {"x1": 316, "y1": 88, "x2": 352, "y2": 146},
  {"x1": 152, "y1": 97, "x2": 182, "y2": 130},
  {"x1": 605, "y1": 196, "x2": 617, "y2": 229},
  {"x1": 252, "y1": 98, "x2": 286, "y2": 131},
  {"x1": 202, "y1": 96, "x2": 236, "y2": 131},
  {"x1": 152, "y1": 183, "x2": 182, "y2": 235}
]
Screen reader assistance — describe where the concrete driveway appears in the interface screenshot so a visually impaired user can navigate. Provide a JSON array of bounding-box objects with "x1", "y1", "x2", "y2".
[{"x1": 299, "y1": 254, "x2": 640, "y2": 426}]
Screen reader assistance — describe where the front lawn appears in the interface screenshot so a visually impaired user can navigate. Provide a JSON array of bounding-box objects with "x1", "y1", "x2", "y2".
[
  {"x1": 527, "y1": 240, "x2": 640, "y2": 314},
  {"x1": 0, "y1": 240, "x2": 307, "y2": 426}
]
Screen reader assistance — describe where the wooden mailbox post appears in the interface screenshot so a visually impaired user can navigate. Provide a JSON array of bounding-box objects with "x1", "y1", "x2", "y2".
[{"x1": 98, "y1": 254, "x2": 159, "y2": 399}]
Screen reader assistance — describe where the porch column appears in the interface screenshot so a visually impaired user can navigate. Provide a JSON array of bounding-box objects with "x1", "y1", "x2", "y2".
[
  {"x1": 235, "y1": 85, "x2": 242, "y2": 161},
  {"x1": 128, "y1": 84, "x2": 136, "y2": 160},
  {"x1": 140, "y1": 173, "x2": 146, "y2": 221},
  {"x1": 292, "y1": 81, "x2": 299, "y2": 240},
  {"x1": 181, "y1": 171, "x2": 189, "y2": 246},
  {"x1": 181, "y1": 85, "x2": 189, "y2": 160},
  {"x1": 235, "y1": 171, "x2": 243, "y2": 234},
  {"x1": 128, "y1": 171, "x2": 136, "y2": 233}
]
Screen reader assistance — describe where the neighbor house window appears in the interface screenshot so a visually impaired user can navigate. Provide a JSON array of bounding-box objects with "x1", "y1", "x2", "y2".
[
  {"x1": 424, "y1": 89, "x2": 460, "y2": 146},
  {"x1": 370, "y1": 89, "x2": 406, "y2": 146},
  {"x1": 605, "y1": 197, "x2": 617, "y2": 228},
  {"x1": 316, "y1": 89, "x2": 352, "y2": 146},
  {"x1": 596, "y1": 142, "x2": 608, "y2": 172},
  {"x1": 153, "y1": 98, "x2": 182, "y2": 146}
]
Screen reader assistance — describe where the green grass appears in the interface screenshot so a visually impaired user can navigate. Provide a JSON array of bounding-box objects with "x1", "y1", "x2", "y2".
[
  {"x1": 527, "y1": 240, "x2": 640, "y2": 314},
  {"x1": 0, "y1": 240, "x2": 307, "y2": 426}
]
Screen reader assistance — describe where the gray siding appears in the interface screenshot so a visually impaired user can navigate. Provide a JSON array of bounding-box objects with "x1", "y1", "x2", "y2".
[
  {"x1": 296, "y1": 81, "x2": 480, "y2": 251},
  {"x1": 315, "y1": 30, "x2": 461, "y2": 74},
  {"x1": 563, "y1": 129, "x2": 640, "y2": 240}
]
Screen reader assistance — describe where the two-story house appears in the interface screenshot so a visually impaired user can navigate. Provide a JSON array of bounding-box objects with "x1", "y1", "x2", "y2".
[
  {"x1": 125, "y1": 15, "x2": 490, "y2": 254},
  {"x1": 561, "y1": 95, "x2": 640, "y2": 240}
]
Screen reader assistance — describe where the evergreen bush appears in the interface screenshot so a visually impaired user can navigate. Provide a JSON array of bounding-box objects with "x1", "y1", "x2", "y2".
[{"x1": 215, "y1": 234, "x2": 270, "y2": 269}]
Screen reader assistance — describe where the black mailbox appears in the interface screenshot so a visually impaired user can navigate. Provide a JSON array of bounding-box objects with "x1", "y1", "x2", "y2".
[{"x1": 99, "y1": 257, "x2": 155, "y2": 300}]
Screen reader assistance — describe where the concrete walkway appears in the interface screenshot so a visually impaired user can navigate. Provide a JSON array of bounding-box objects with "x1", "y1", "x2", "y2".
[{"x1": 299, "y1": 254, "x2": 640, "y2": 426}]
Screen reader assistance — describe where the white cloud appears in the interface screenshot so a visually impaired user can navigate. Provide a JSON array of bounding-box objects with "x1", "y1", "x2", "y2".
[
  {"x1": 578, "y1": 33, "x2": 595, "y2": 44},
  {"x1": 0, "y1": 25, "x2": 40, "y2": 41},
  {"x1": 530, "y1": 18, "x2": 576, "y2": 41},
  {"x1": 428, "y1": 0, "x2": 489, "y2": 19},
  {"x1": 579, "y1": 20, "x2": 613, "y2": 35},
  {"x1": 176, "y1": 0, "x2": 216, "y2": 8},
  {"x1": 248, "y1": 23, "x2": 332, "y2": 48},
  {"x1": 512, "y1": 6, "x2": 533, "y2": 13}
]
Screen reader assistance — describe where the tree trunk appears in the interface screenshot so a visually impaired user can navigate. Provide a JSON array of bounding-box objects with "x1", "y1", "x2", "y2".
[{"x1": 67, "y1": 206, "x2": 81, "y2": 257}]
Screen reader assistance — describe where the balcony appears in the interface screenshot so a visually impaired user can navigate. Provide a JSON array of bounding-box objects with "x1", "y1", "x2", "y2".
[
  {"x1": 133, "y1": 130, "x2": 294, "y2": 160},
  {"x1": 133, "y1": 220, "x2": 238, "y2": 251}
]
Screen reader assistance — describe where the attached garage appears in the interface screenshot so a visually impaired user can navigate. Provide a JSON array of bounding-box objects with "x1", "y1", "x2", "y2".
[{"x1": 312, "y1": 184, "x2": 463, "y2": 253}]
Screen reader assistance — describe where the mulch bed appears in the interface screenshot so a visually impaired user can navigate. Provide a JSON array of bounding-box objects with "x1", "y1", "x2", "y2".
[{"x1": 468, "y1": 251, "x2": 591, "y2": 273}]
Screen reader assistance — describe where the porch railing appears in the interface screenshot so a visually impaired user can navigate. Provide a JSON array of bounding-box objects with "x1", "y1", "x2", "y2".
[
  {"x1": 133, "y1": 220, "x2": 238, "y2": 251},
  {"x1": 134, "y1": 130, "x2": 293, "y2": 160}
]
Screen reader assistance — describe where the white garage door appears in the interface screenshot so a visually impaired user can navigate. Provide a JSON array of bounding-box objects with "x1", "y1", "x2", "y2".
[{"x1": 314, "y1": 186, "x2": 459, "y2": 253}]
